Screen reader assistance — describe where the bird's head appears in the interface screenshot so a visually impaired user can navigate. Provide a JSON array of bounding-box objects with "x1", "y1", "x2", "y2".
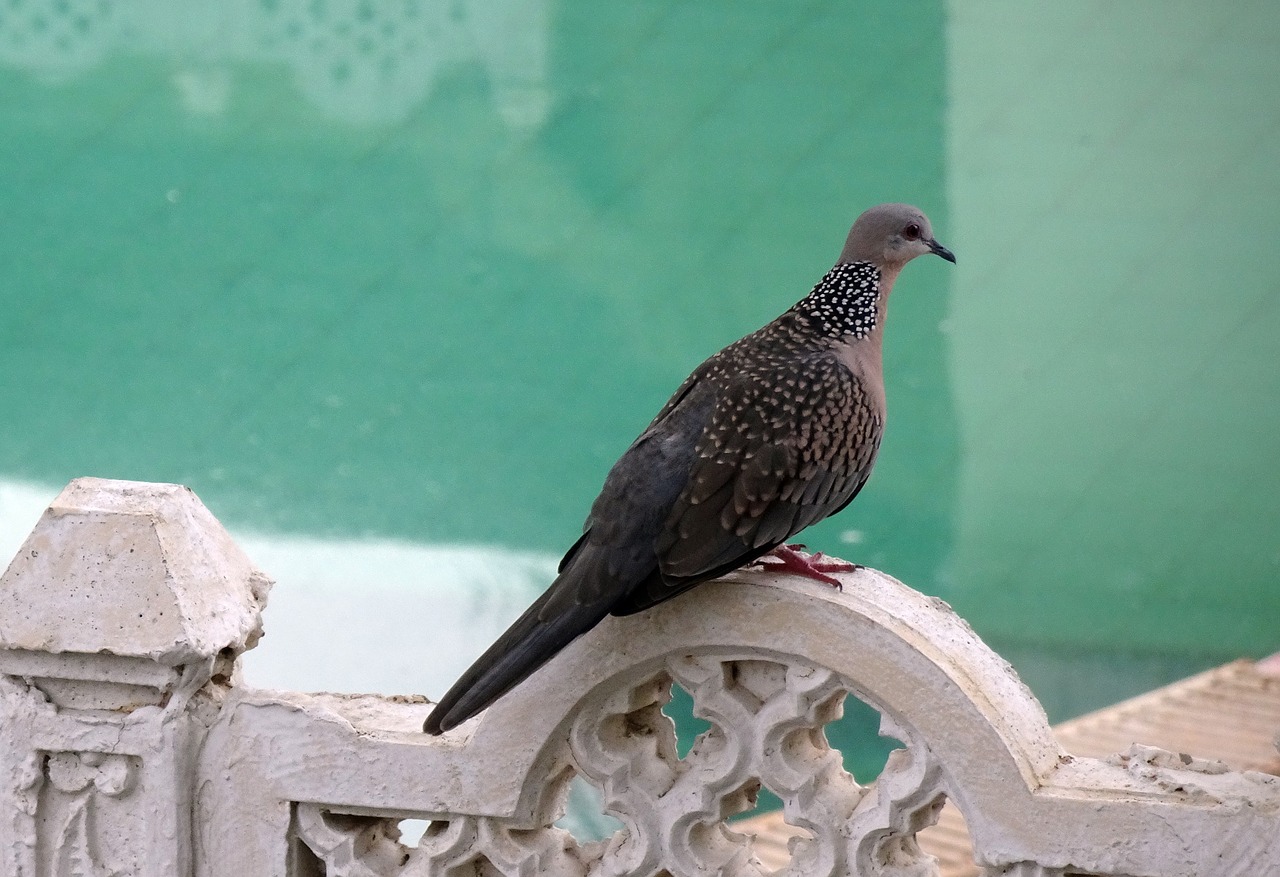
[{"x1": 838, "y1": 203, "x2": 956, "y2": 269}]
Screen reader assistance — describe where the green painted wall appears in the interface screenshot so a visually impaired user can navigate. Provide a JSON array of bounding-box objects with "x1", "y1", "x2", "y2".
[{"x1": 0, "y1": 2, "x2": 1277, "y2": 775}]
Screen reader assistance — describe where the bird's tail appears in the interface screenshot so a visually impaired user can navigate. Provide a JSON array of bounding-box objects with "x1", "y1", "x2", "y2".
[{"x1": 422, "y1": 576, "x2": 612, "y2": 735}]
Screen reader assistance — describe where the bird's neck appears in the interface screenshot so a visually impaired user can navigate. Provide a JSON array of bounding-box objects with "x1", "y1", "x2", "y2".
[{"x1": 791, "y1": 261, "x2": 891, "y2": 341}]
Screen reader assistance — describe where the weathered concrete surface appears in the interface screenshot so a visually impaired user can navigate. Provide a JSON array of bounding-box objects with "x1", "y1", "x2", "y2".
[
  {"x1": 0, "y1": 477, "x2": 270, "y2": 665},
  {"x1": 2, "y1": 478, "x2": 1278, "y2": 877},
  {"x1": 0, "y1": 479, "x2": 271, "y2": 877},
  {"x1": 199, "y1": 569, "x2": 1280, "y2": 877}
]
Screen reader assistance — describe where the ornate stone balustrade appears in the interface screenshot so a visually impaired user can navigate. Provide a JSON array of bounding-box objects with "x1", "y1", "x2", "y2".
[{"x1": 1, "y1": 478, "x2": 1277, "y2": 876}]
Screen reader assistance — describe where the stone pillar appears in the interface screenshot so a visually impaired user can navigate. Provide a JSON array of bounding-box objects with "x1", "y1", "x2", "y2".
[{"x1": 0, "y1": 478, "x2": 270, "y2": 877}]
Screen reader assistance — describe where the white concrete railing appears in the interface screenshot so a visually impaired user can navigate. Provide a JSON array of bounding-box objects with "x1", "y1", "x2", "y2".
[{"x1": 1, "y1": 479, "x2": 1277, "y2": 877}]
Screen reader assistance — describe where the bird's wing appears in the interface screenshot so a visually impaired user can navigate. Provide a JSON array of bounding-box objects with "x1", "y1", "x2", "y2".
[
  {"x1": 557, "y1": 355, "x2": 719, "y2": 575},
  {"x1": 554, "y1": 363, "x2": 722, "y2": 607},
  {"x1": 650, "y1": 351, "x2": 882, "y2": 591},
  {"x1": 423, "y1": 369, "x2": 721, "y2": 733}
]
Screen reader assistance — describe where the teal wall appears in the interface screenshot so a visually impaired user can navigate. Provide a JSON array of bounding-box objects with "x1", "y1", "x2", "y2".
[{"x1": 943, "y1": 3, "x2": 1280, "y2": 701}]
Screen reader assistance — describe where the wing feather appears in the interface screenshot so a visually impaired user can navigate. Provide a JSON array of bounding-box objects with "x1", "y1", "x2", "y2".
[{"x1": 657, "y1": 352, "x2": 882, "y2": 584}]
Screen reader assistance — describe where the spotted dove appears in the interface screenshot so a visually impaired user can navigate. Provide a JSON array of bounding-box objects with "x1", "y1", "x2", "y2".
[{"x1": 423, "y1": 203, "x2": 954, "y2": 734}]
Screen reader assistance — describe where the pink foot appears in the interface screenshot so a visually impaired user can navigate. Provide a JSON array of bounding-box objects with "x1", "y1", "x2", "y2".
[{"x1": 747, "y1": 544, "x2": 860, "y2": 590}]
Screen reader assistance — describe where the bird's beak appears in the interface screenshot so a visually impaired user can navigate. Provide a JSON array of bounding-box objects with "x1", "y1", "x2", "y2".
[{"x1": 928, "y1": 239, "x2": 956, "y2": 264}]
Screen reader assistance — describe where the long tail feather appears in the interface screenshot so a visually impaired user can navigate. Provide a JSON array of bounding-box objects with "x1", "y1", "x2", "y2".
[{"x1": 422, "y1": 576, "x2": 611, "y2": 734}]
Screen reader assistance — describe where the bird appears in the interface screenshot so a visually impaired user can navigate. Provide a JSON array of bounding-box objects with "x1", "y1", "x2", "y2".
[{"x1": 423, "y1": 203, "x2": 954, "y2": 735}]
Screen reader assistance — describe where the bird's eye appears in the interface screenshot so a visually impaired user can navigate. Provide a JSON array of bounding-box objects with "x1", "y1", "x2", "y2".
[{"x1": 902, "y1": 223, "x2": 922, "y2": 241}]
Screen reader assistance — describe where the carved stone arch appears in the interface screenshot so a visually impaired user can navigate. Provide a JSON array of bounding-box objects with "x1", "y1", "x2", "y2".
[
  {"x1": 396, "y1": 569, "x2": 1065, "y2": 876},
  {"x1": 202, "y1": 567, "x2": 1280, "y2": 876},
  {"x1": 497, "y1": 570, "x2": 1058, "y2": 790}
]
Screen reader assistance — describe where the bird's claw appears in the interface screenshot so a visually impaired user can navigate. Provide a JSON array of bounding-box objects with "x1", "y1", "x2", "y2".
[{"x1": 747, "y1": 543, "x2": 861, "y2": 590}]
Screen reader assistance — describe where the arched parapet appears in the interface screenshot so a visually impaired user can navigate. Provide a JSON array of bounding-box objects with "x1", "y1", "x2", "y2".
[
  {"x1": 198, "y1": 565, "x2": 1280, "y2": 876},
  {"x1": 2, "y1": 479, "x2": 1274, "y2": 877}
]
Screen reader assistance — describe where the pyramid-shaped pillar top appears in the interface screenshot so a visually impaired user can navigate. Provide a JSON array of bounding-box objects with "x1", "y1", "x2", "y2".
[{"x1": 0, "y1": 478, "x2": 270, "y2": 667}]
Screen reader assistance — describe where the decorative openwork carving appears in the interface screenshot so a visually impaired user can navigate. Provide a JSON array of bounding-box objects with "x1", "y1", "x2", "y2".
[
  {"x1": 267, "y1": 565, "x2": 1280, "y2": 877},
  {"x1": 294, "y1": 652, "x2": 954, "y2": 877}
]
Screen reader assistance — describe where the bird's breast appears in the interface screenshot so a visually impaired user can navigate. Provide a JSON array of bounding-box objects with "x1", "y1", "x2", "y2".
[{"x1": 829, "y1": 339, "x2": 886, "y2": 418}]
